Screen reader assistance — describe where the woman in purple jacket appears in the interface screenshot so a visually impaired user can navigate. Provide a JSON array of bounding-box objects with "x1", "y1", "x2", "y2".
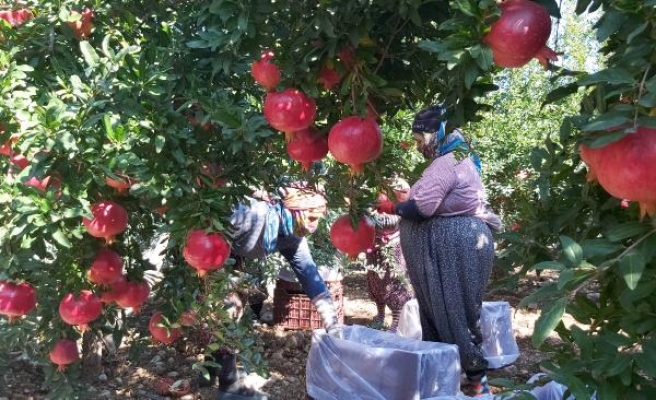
[{"x1": 376, "y1": 105, "x2": 502, "y2": 397}]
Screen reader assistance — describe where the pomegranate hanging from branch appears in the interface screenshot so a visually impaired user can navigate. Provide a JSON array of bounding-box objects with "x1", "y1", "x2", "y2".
[{"x1": 483, "y1": 0, "x2": 558, "y2": 69}]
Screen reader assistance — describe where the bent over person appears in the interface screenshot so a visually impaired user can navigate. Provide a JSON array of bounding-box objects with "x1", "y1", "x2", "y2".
[
  {"x1": 376, "y1": 105, "x2": 502, "y2": 397},
  {"x1": 210, "y1": 184, "x2": 340, "y2": 400}
]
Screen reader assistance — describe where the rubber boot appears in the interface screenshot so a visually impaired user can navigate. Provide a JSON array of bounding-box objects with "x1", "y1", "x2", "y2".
[{"x1": 216, "y1": 354, "x2": 268, "y2": 400}]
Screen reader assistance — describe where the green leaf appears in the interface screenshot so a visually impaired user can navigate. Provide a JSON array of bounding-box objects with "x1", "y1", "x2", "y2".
[
  {"x1": 531, "y1": 261, "x2": 565, "y2": 271},
  {"x1": 570, "y1": 325, "x2": 593, "y2": 359},
  {"x1": 604, "y1": 222, "x2": 650, "y2": 242},
  {"x1": 595, "y1": 11, "x2": 628, "y2": 42},
  {"x1": 79, "y1": 41, "x2": 100, "y2": 68},
  {"x1": 618, "y1": 250, "x2": 645, "y2": 290},
  {"x1": 517, "y1": 283, "x2": 559, "y2": 309},
  {"x1": 581, "y1": 115, "x2": 631, "y2": 132},
  {"x1": 560, "y1": 235, "x2": 583, "y2": 267},
  {"x1": 578, "y1": 69, "x2": 635, "y2": 86},
  {"x1": 542, "y1": 83, "x2": 580, "y2": 106},
  {"x1": 532, "y1": 298, "x2": 567, "y2": 348},
  {"x1": 52, "y1": 229, "x2": 72, "y2": 248},
  {"x1": 581, "y1": 239, "x2": 623, "y2": 259}
]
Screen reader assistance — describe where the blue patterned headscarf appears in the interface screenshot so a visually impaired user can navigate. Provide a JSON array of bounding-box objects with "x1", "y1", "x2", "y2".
[{"x1": 412, "y1": 106, "x2": 482, "y2": 175}]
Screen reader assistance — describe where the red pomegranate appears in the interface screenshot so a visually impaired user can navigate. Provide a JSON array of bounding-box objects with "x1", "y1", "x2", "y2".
[
  {"x1": 83, "y1": 200, "x2": 128, "y2": 243},
  {"x1": 483, "y1": 0, "x2": 558, "y2": 68},
  {"x1": 251, "y1": 50, "x2": 281, "y2": 91},
  {"x1": 68, "y1": 8, "x2": 95, "y2": 40},
  {"x1": 337, "y1": 46, "x2": 355, "y2": 69},
  {"x1": 49, "y1": 339, "x2": 80, "y2": 372},
  {"x1": 149, "y1": 312, "x2": 183, "y2": 345},
  {"x1": 318, "y1": 66, "x2": 341, "y2": 91},
  {"x1": 263, "y1": 88, "x2": 316, "y2": 141},
  {"x1": 10, "y1": 154, "x2": 29, "y2": 170},
  {"x1": 579, "y1": 126, "x2": 656, "y2": 217},
  {"x1": 99, "y1": 274, "x2": 128, "y2": 304},
  {"x1": 0, "y1": 281, "x2": 36, "y2": 322},
  {"x1": 59, "y1": 290, "x2": 103, "y2": 332},
  {"x1": 115, "y1": 280, "x2": 150, "y2": 313},
  {"x1": 328, "y1": 116, "x2": 383, "y2": 174},
  {"x1": 197, "y1": 163, "x2": 228, "y2": 188},
  {"x1": 105, "y1": 173, "x2": 138, "y2": 194},
  {"x1": 88, "y1": 248, "x2": 124, "y2": 287},
  {"x1": 286, "y1": 127, "x2": 329, "y2": 171},
  {"x1": 329, "y1": 214, "x2": 375, "y2": 258},
  {"x1": 182, "y1": 230, "x2": 230, "y2": 277},
  {"x1": 0, "y1": 9, "x2": 33, "y2": 27}
]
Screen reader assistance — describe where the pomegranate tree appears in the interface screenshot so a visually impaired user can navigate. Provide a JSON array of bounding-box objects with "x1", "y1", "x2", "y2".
[
  {"x1": 88, "y1": 248, "x2": 124, "y2": 287},
  {"x1": 483, "y1": 0, "x2": 558, "y2": 68},
  {"x1": 59, "y1": 290, "x2": 103, "y2": 332},
  {"x1": 83, "y1": 200, "x2": 128, "y2": 243},
  {"x1": 182, "y1": 230, "x2": 230, "y2": 277},
  {"x1": 328, "y1": 116, "x2": 383, "y2": 174},
  {"x1": 263, "y1": 88, "x2": 316, "y2": 141},
  {"x1": 329, "y1": 214, "x2": 375, "y2": 258},
  {"x1": 0, "y1": 281, "x2": 36, "y2": 322},
  {"x1": 149, "y1": 312, "x2": 183, "y2": 345},
  {"x1": 286, "y1": 127, "x2": 329, "y2": 171},
  {"x1": 579, "y1": 126, "x2": 656, "y2": 217},
  {"x1": 49, "y1": 339, "x2": 80, "y2": 372},
  {"x1": 251, "y1": 50, "x2": 281, "y2": 91}
]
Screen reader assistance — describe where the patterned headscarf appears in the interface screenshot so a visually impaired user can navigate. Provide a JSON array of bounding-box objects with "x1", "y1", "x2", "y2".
[
  {"x1": 412, "y1": 105, "x2": 482, "y2": 175},
  {"x1": 279, "y1": 186, "x2": 327, "y2": 236}
]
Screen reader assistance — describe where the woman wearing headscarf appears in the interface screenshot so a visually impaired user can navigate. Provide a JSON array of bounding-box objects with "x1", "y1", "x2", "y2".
[
  {"x1": 209, "y1": 184, "x2": 339, "y2": 399},
  {"x1": 376, "y1": 105, "x2": 502, "y2": 397}
]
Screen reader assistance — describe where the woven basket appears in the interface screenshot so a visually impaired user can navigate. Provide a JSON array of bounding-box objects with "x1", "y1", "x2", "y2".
[{"x1": 273, "y1": 279, "x2": 344, "y2": 330}]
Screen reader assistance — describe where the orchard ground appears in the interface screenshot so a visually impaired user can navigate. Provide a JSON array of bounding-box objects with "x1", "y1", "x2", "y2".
[{"x1": 1, "y1": 269, "x2": 566, "y2": 400}]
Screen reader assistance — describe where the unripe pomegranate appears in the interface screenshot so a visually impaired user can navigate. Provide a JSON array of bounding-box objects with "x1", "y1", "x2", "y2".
[
  {"x1": 149, "y1": 312, "x2": 183, "y2": 345},
  {"x1": 483, "y1": 0, "x2": 558, "y2": 68},
  {"x1": 286, "y1": 127, "x2": 329, "y2": 171},
  {"x1": 83, "y1": 200, "x2": 128, "y2": 243},
  {"x1": 251, "y1": 50, "x2": 281, "y2": 91},
  {"x1": 263, "y1": 89, "x2": 316, "y2": 141},
  {"x1": 59, "y1": 290, "x2": 103, "y2": 332},
  {"x1": 88, "y1": 248, "x2": 124, "y2": 287},
  {"x1": 328, "y1": 116, "x2": 383, "y2": 174},
  {"x1": 580, "y1": 126, "x2": 656, "y2": 217},
  {"x1": 0, "y1": 281, "x2": 36, "y2": 323},
  {"x1": 49, "y1": 339, "x2": 80, "y2": 372},
  {"x1": 329, "y1": 214, "x2": 375, "y2": 258},
  {"x1": 182, "y1": 230, "x2": 230, "y2": 277}
]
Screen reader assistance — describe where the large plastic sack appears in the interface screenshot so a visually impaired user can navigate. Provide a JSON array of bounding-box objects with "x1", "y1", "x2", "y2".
[
  {"x1": 480, "y1": 301, "x2": 520, "y2": 368},
  {"x1": 397, "y1": 300, "x2": 520, "y2": 369},
  {"x1": 306, "y1": 325, "x2": 461, "y2": 400}
]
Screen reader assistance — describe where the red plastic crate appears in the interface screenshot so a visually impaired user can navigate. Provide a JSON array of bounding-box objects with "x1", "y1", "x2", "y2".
[{"x1": 273, "y1": 279, "x2": 344, "y2": 330}]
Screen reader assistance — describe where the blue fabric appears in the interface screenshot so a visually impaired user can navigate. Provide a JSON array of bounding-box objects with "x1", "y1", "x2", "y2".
[
  {"x1": 277, "y1": 234, "x2": 328, "y2": 298},
  {"x1": 262, "y1": 203, "x2": 295, "y2": 254},
  {"x1": 433, "y1": 124, "x2": 482, "y2": 175}
]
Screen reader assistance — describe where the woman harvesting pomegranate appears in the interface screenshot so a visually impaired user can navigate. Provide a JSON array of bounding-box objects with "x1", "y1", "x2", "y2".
[
  {"x1": 376, "y1": 105, "x2": 502, "y2": 397},
  {"x1": 208, "y1": 183, "x2": 340, "y2": 399}
]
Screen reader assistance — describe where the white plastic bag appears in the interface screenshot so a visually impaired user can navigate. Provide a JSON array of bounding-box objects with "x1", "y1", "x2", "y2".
[
  {"x1": 397, "y1": 299, "x2": 422, "y2": 340},
  {"x1": 306, "y1": 325, "x2": 461, "y2": 400},
  {"x1": 397, "y1": 300, "x2": 520, "y2": 369}
]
